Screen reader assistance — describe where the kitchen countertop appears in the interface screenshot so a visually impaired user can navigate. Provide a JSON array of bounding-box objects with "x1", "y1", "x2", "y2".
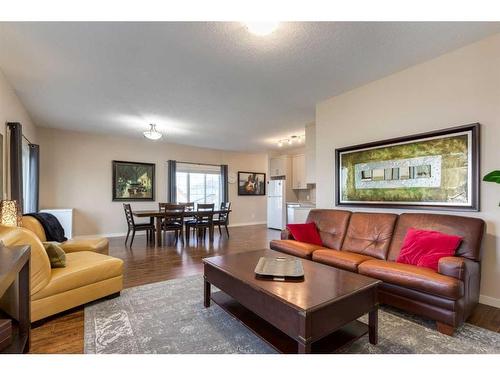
[{"x1": 286, "y1": 202, "x2": 316, "y2": 208}]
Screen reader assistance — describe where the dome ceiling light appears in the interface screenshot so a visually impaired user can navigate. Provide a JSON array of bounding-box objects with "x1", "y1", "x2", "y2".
[
  {"x1": 143, "y1": 124, "x2": 162, "y2": 140},
  {"x1": 244, "y1": 22, "x2": 280, "y2": 36},
  {"x1": 277, "y1": 134, "x2": 305, "y2": 148}
]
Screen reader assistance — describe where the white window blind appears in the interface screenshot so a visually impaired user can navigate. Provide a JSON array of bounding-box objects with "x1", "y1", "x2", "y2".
[{"x1": 176, "y1": 163, "x2": 221, "y2": 174}]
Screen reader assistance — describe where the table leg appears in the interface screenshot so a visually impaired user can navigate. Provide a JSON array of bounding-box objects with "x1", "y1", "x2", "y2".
[
  {"x1": 19, "y1": 259, "x2": 31, "y2": 353},
  {"x1": 209, "y1": 225, "x2": 214, "y2": 242},
  {"x1": 369, "y1": 306, "x2": 378, "y2": 345},
  {"x1": 155, "y1": 216, "x2": 162, "y2": 246},
  {"x1": 204, "y1": 278, "x2": 211, "y2": 308},
  {"x1": 298, "y1": 341, "x2": 311, "y2": 354}
]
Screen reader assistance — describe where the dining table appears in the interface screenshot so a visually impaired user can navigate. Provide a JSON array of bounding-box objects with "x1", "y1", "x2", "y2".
[{"x1": 132, "y1": 208, "x2": 232, "y2": 246}]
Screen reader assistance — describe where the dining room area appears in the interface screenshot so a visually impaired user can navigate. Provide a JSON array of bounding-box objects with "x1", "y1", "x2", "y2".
[
  {"x1": 118, "y1": 160, "x2": 236, "y2": 247},
  {"x1": 123, "y1": 201, "x2": 232, "y2": 247}
]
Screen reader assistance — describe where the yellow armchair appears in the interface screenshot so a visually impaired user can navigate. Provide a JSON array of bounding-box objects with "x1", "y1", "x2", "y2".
[{"x1": 0, "y1": 224, "x2": 123, "y2": 322}]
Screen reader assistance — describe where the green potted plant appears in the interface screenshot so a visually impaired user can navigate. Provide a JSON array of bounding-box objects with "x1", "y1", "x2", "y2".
[{"x1": 483, "y1": 170, "x2": 500, "y2": 206}]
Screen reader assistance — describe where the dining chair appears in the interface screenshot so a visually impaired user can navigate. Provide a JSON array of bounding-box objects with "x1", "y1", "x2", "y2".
[
  {"x1": 178, "y1": 202, "x2": 195, "y2": 226},
  {"x1": 159, "y1": 203, "x2": 185, "y2": 244},
  {"x1": 123, "y1": 203, "x2": 155, "y2": 246},
  {"x1": 213, "y1": 202, "x2": 231, "y2": 237},
  {"x1": 185, "y1": 203, "x2": 215, "y2": 243},
  {"x1": 178, "y1": 202, "x2": 195, "y2": 211}
]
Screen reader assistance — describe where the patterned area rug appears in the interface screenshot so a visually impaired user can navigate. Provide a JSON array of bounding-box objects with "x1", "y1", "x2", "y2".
[{"x1": 84, "y1": 276, "x2": 500, "y2": 354}]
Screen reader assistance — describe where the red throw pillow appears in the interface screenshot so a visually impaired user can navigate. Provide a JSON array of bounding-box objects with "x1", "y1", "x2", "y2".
[
  {"x1": 286, "y1": 223, "x2": 323, "y2": 246},
  {"x1": 396, "y1": 228, "x2": 462, "y2": 271}
]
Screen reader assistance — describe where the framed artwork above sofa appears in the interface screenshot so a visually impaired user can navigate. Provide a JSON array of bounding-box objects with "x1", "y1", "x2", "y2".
[{"x1": 335, "y1": 123, "x2": 480, "y2": 211}]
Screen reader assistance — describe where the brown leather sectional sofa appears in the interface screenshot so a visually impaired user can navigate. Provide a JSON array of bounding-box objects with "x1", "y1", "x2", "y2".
[{"x1": 270, "y1": 209, "x2": 485, "y2": 335}]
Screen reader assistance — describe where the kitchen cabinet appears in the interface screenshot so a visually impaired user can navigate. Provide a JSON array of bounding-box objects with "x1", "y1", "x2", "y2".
[
  {"x1": 292, "y1": 154, "x2": 307, "y2": 189},
  {"x1": 305, "y1": 122, "x2": 316, "y2": 184},
  {"x1": 269, "y1": 156, "x2": 287, "y2": 177}
]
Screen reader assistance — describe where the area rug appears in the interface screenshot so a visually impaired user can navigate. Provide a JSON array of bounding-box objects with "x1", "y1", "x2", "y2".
[{"x1": 84, "y1": 276, "x2": 500, "y2": 354}]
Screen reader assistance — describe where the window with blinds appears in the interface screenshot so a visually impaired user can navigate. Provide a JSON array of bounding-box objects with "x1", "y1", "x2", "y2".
[{"x1": 176, "y1": 163, "x2": 222, "y2": 206}]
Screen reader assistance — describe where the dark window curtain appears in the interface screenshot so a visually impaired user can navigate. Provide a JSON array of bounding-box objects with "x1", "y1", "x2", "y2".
[
  {"x1": 27, "y1": 144, "x2": 40, "y2": 212},
  {"x1": 7, "y1": 122, "x2": 23, "y2": 211},
  {"x1": 221, "y1": 164, "x2": 229, "y2": 204},
  {"x1": 167, "y1": 160, "x2": 177, "y2": 203}
]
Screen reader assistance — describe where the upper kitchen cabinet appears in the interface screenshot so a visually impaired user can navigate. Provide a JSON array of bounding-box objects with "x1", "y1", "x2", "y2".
[
  {"x1": 292, "y1": 154, "x2": 307, "y2": 189},
  {"x1": 269, "y1": 155, "x2": 288, "y2": 177},
  {"x1": 305, "y1": 122, "x2": 316, "y2": 184}
]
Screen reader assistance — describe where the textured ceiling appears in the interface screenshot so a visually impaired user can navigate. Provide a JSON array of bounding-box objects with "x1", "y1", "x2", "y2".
[{"x1": 0, "y1": 22, "x2": 499, "y2": 151}]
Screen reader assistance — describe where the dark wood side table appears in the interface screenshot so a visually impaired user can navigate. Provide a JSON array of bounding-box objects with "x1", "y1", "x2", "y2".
[{"x1": 0, "y1": 245, "x2": 31, "y2": 354}]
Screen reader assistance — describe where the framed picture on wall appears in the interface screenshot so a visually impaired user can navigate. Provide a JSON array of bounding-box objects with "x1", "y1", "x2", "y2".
[
  {"x1": 237, "y1": 171, "x2": 266, "y2": 196},
  {"x1": 335, "y1": 123, "x2": 480, "y2": 211},
  {"x1": 112, "y1": 161, "x2": 155, "y2": 201}
]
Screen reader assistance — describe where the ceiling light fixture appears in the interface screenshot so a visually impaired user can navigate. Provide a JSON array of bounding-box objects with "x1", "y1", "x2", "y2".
[
  {"x1": 143, "y1": 124, "x2": 162, "y2": 140},
  {"x1": 277, "y1": 134, "x2": 305, "y2": 148},
  {"x1": 244, "y1": 22, "x2": 280, "y2": 36}
]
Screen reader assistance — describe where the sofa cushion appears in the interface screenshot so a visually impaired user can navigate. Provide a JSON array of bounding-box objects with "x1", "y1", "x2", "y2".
[
  {"x1": 358, "y1": 260, "x2": 463, "y2": 300},
  {"x1": 341, "y1": 212, "x2": 398, "y2": 260},
  {"x1": 306, "y1": 209, "x2": 351, "y2": 250},
  {"x1": 396, "y1": 228, "x2": 462, "y2": 271},
  {"x1": 269, "y1": 240, "x2": 325, "y2": 259},
  {"x1": 312, "y1": 249, "x2": 376, "y2": 272},
  {"x1": 60, "y1": 236, "x2": 109, "y2": 254},
  {"x1": 286, "y1": 223, "x2": 323, "y2": 246},
  {"x1": 387, "y1": 213, "x2": 485, "y2": 262},
  {"x1": 32, "y1": 251, "x2": 123, "y2": 300}
]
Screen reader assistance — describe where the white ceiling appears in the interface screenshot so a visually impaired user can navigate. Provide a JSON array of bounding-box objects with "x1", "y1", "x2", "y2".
[{"x1": 0, "y1": 22, "x2": 499, "y2": 151}]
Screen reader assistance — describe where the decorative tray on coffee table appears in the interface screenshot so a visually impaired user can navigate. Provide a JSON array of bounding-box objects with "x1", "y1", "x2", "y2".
[{"x1": 254, "y1": 256, "x2": 304, "y2": 281}]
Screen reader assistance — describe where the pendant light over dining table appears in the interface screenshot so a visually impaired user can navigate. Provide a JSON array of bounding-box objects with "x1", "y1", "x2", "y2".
[{"x1": 143, "y1": 124, "x2": 162, "y2": 140}]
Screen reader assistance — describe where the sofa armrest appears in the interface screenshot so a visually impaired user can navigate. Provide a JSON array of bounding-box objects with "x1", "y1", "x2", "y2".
[
  {"x1": 438, "y1": 256, "x2": 471, "y2": 280},
  {"x1": 281, "y1": 228, "x2": 294, "y2": 240}
]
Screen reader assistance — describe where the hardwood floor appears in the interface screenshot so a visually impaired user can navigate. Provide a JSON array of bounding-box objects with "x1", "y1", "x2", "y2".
[
  {"x1": 30, "y1": 224, "x2": 280, "y2": 353},
  {"x1": 29, "y1": 224, "x2": 500, "y2": 353}
]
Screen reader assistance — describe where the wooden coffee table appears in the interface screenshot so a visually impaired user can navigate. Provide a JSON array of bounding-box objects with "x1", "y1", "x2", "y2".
[{"x1": 203, "y1": 249, "x2": 381, "y2": 354}]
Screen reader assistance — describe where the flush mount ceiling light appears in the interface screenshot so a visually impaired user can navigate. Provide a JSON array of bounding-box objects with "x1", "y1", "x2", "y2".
[
  {"x1": 244, "y1": 22, "x2": 280, "y2": 36},
  {"x1": 143, "y1": 124, "x2": 162, "y2": 140},
  {"x1": 277, "y1": 134, "x2": 305, "y2": 147}
]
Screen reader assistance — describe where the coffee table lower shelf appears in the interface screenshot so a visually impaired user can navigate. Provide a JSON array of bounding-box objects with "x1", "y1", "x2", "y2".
[{"x1": 211, "y1": 291, "x2": 368, "y2": 354}]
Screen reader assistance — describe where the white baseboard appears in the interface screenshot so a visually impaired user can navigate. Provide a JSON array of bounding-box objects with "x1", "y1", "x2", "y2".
[
  {"x1": 100, "y1": 231, "x2": 147, "y2": 238},
  {"x1": 479, "y1": 295, "x2": 500, "y2": 308},
  {"x1": 228, "y1": 221, "x2": 267, "y2": 228}
]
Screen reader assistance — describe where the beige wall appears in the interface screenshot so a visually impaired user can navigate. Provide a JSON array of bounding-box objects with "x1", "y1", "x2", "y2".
[
  {"x1": 316, "y1": 33, "x2": 500, "y2": 307},
  {"x1": 0, "y1": 68, "x2": 38, "y2": 199},
  {"x1": 38, "y1": 127, "x2": 268, "y2": 236}
]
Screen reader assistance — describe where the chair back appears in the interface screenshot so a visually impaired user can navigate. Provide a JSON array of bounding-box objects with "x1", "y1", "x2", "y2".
[
  {"x1": 123, "y1": 204, "x2": 135, "y2": 228},
  {"x1": 195, "y1": 203, "x2": 214, "y2": 223},
  {"x1": 178, "y1": 202, "x2": 195, "y2": 211},
  {"x1": 160, "y1": 203, "x2": 185, "y2": 224},
  {"x1": 158, "y1": 202, "x2": 174, "y2": 211},
  {"x1": 22, "y1": 215, "x2": 48, "y2": 242},
  {"x1": 218, "y1": 202, "x2": 231, "y2": 223}
]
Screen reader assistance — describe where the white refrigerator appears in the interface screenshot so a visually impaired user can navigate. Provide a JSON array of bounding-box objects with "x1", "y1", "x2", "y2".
[{"x1": 267, "y1": 179, "x2": 286, "y2": 230}]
